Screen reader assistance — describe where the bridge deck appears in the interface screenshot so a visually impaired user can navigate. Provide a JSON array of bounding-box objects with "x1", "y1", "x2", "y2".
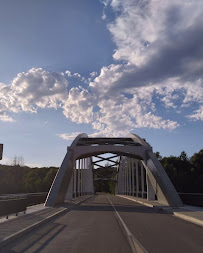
[{"x1": 1, "y1": 195, "x2": 203, "y2": 253}]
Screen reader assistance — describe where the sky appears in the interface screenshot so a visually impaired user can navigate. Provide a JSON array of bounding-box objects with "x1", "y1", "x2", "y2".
[{"x1": 0, "y1": 0, "x2": 203, "y2": 167}]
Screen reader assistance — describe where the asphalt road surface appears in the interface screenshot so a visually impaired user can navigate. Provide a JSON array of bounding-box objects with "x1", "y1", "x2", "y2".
[{"x1": 1, "y1": 194, "x2": 203, "y2": 253}]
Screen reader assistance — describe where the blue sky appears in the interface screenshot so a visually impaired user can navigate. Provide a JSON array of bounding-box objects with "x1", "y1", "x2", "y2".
[{"x1": 0, "y1": 0, "x2": 203, "y2": 167}]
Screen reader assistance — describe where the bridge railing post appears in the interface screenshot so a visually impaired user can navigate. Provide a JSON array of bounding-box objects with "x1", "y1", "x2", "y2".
[
  {"x1": 141, "y1": 162, "x2": 144, "y2": 198},
  {"x1": 132, "y1": 158, "x2": 135, "y2": 196},
  {"x1": 83, "y1": 158, "x2": 85, "y2": 195},
  {"x1": 136, "y1": 160, "x2": 139, "y2": 197},
  {"x1": 78, "y1": 159, "x2": 81, "y2": 197},
  {"x1": 125, "y1": 157, "x2": 129, "y2": 195},
  {"x1": 128, "y1": 157, "x2": 132, "y2": 196},
  {"x1": 125, "y1": 157, "x2": 127, "y2": 195},
  {"x1": 81, "y1": 158, "x2": 83, "y2": 196},
  {"x1": 121, "y1": 159, "x2": 123, "y2": 194},
  {"x1": 84, "y1": 158, "x2": 87, "y2": 195},
  {"x1": 73, "y1": 161, "x2": 77, "y2": 198}
]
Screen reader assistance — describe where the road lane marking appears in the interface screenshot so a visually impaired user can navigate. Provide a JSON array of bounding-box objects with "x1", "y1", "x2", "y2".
[{"x1": 107, "y1": 195, "x2": 149, "y2": 253}]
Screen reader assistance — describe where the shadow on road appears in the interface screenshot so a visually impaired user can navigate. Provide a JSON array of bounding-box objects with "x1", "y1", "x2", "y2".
[
  {"x1": 71, "y1": 204, "x2": 164, "y2": 214},
  {"x1": 3, "y1": 222, "x2": 66, "y2": 253}
]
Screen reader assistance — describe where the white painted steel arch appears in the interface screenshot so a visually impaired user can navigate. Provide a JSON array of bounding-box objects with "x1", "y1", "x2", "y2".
[
  {"x1": 128, "y1": 133, "x2": 183, "y2": 206},
  {"x1": 45, "y1": 133, "x2": 183, "y2": 207},
  {"x1": 45, "y1": 133, "x2": 88, "y2": 206}
]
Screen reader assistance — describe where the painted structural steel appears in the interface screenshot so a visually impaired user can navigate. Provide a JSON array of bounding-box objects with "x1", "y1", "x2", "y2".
[{"x1": 45, "y1": 133, "x2": 183, "y2": 207}]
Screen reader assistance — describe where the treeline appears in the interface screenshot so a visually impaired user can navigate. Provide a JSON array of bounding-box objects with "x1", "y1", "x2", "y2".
[
  {"x1": 94, "y1": 149, "x2": 203, "y2": 194},
  {"x1": 0, "y1": 149, "x2": 202, "y2": 195},
  {"x1": 0, "y1": 165, "x2": 58, "y2": 194},
  {"x1": 159, "y1": 149, "x2": 203, "y2": 193},
  {"x1": 93, "y1": 167, "x2": 117, "y2": 194}
]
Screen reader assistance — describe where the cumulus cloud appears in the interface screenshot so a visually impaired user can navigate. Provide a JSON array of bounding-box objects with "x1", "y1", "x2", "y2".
[
  {"x1": 1, "y1": 0, "x2": 203, "y2": 137},
  {"x1": 90, "y1": 90, "x2": 179, "y2": 136},
  {"x1": 0, "y1": 112, "x2": 14, "y2": 122},
  {"x1": 0, "y1": 68, "x2": 68, "y2": 117},
  {"x1": 73, "y1": 73, "x2": 81, "y2": 78},
  {"x1": 187, "y1": 106, "x2": 203, "y2": 121},
  {"x1": 57, "y1": 132, "x2": 81, "y2": 140},
  {"x1": 65, "y1": 70, "x2": 72, "y2": 77},
  {"x1": 90, "y1": 71, "x2": 98, "y2": 78},
  {"x1": 62, "y1": 87, "x2": 95, "y2": 124},
  {"x1": 98, "y1": 0, "x2": 203, "y2": 91},
  {"x1": 101, "y1": 12, "x2": 107, "y2": 20},
  {"x1": 87, "y1": 0, "x2": 203, "y2": 134}
]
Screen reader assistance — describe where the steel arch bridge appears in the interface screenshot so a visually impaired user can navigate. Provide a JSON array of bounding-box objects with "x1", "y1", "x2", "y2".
[{"x1": 45, "y1": 133, "x2": 183, "y2": 207}]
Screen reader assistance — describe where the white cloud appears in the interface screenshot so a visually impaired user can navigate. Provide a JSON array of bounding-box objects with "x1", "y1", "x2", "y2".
[
  {"x1": 57, "y1": 132, "x2": 81, "y2": 140},
  {"x1": 101, "y1": 11, "x2": 107, "y2": 20},
  {"x1": 65, "y1": 70, "x2": 72, "y2": 77},
  {"x1": 109, "y1": 0, "x2": 203, "y2": 68},
  {"x1": 1, "y1": 0, "x2": 203, "y2": 138},
  {"x1": 101, "y1": 0, "x2": 111, "y2": 8},
  {"x1": 90, "y1": 71, "x2": 98, "y2": 78},
  {"x1": 0, "y1": 113, "x2": 14, "y2": 122},
  {"x1": 90, "y1": 90, "x2": 179, "y2": 137},
  {"x1": 187, "y1": 106, "x2": 203, "y2": 121},
  {"x1": 0, "y1": 68, "x2": 68, "y2": 120},
  {"x1": 85, "y1": 0, "x2": 203, "y2": 135},
  {"x1": 73, "y1": 73, "x2": 81, "y2": 78},
  {"x1": 62, "y1": 87, "x2": 95, "y2": 124}
]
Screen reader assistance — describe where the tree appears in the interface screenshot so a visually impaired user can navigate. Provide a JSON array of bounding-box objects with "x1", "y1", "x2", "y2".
[
  {"x1": 189, "y1": 149, "x2": 203, "y2": 192},
  {"x1": 12, "y1": 155, "x2": 24, "y2": 166},
  {"x1": 179, "y1": 151, "x2": 188, "y2": 162},
  {"x1": 161, "y1": 152, "x2": 193, "y2": 192},
  {"x1": 190, "y1": 149, "x2": 203, "y2": 174},
  {"x1": 155, "y1": 152, "x2": 162, "y2": 161},
  {"x1": 44, "y1": 167, "x2": 57, "y2": 191}
]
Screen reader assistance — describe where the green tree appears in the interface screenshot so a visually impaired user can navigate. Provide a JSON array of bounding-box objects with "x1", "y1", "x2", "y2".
[
  {"x1": 189, "y1": 149, "x2": 203, "y2": 192},
  {"x1": 155, "y1": 152, "x2": 162, "y2": 161},
  {"x1": 161, "y1": 152, "x2": 192, "y2": 192},
  {"x1": 43, "y1": 167, "x2": 57, "y2": 191}
]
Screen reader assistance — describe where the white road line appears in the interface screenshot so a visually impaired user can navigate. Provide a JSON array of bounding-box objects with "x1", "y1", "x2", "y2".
[{"x1": 107, "y1": 195, "x2": 149, "y2": 253}]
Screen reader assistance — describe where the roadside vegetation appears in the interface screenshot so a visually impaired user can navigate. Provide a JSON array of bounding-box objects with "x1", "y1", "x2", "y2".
[
  {"x1": 0, "y1": 149, "x2": 202, "y2": 195},
  {"x1": 159, "y1": 150, "x2": 203, "y2": 193},
  {"x1": 0, "y1": 165, "x2": 58, "y2": 194}
]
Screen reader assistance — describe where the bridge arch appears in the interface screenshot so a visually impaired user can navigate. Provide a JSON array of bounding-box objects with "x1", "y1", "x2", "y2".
[{"x1": 45, "y1": 133, "x2": 183, "y2": 207}]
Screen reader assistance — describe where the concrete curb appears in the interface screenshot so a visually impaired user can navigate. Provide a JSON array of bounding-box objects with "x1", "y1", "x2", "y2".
[
  {"x1": 172, "y1": 212, "x2": 203, "y2": 227},
  {"x1": 117, "y1": 195, "x2": 203, "y2": 227},
  {"x1": 0, "y1": 195, "x2": 93, "y2": 248},
  {"x1": 158, "y1": 207, "x2": 203, "y2": 227},
  {"x1": 117, "y1": 195, "x2": 155, "y2": 208}
]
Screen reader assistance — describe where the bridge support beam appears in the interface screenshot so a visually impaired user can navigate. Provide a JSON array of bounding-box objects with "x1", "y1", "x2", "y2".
[
  {"x1": 45, "y1": 133, "x2": 182, "y2": 207},
  {"x1": 146, "y1": 172, "x2": 156, "y2": 201}
]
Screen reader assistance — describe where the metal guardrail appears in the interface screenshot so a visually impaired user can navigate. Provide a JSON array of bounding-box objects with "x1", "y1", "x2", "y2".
[
  {"x1": 0, "y1": 192, "x2": 48, "y2": 218},
  {"x1": 0, "y1": 198, "x2": 27, "y2": 218},
  {"x1": 26, "y1": 192, "x2": 48, "y2": 206}
]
